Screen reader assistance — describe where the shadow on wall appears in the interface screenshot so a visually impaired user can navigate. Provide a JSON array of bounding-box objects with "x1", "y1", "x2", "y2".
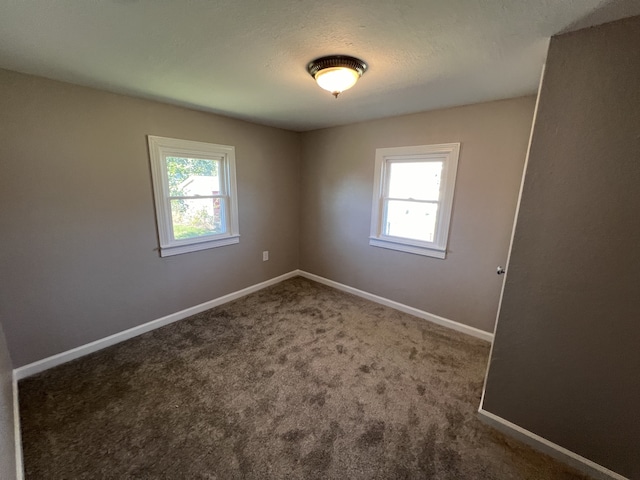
[{"x1": 560, "y1": 0, "x2": 640, "y2": 33}]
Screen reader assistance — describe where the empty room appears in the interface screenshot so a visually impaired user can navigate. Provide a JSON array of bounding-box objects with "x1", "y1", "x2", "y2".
[{"x1": 0, "y1": 1, "x2": 638, "y2": 479}]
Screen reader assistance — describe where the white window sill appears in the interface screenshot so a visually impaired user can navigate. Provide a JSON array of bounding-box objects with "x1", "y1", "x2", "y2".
[
  {"x1": 160, "y1": 234, "x2": 240, "y2": 257},
  {"x1": 369, "y1": 237, "x2": 446, "y2": 259}
]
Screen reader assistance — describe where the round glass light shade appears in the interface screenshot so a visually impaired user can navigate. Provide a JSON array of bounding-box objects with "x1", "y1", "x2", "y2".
[{"x1": 314, "y1": 67, "x2": 360, "y2": 95}]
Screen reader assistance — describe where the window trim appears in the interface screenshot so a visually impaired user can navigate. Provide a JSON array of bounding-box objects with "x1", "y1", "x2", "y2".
[
  {"x1": 369, "y1": 143, "x2": 460, "y2": 259},
  {"x1": 147, "y1": 135, "x2": 240, "y2": 257}
]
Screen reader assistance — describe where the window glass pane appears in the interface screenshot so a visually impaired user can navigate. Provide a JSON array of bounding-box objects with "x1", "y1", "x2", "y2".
[
  {"x1": 170, "y1": 198, "x2": 226, "y2": 240},
  {"x1": 166, "y1": 157, "x2": 221, "y2": 197},
  {"x1": 384, "y1": 200, "x2": 438, "y2": 242},
  {"x1": 388, "y1": 161, "x2": 442, "y2": 201}
]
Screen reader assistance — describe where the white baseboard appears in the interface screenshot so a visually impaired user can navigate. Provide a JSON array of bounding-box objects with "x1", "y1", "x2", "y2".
[
  {"x1": 13, "y1": 271, "x2": 299, "y2": 380},
  {"x1": 477, "y1": 408, "x2": 628, "y2": 480},
  {"x1": 11, "y1": 268, "x2": 490, "y2": 479},
  {"x1": 297, "y1": 270, "x2": 493, "y2": 342},
  {"x1": 12, "y1": 373, "x2": 23, "y2": 480},
  {"x1": 11, "y1": 269, "x2": 624, "y2": 480},
  {"x1": 14, "y1": 269, "x2": 492, "y2": 381}
]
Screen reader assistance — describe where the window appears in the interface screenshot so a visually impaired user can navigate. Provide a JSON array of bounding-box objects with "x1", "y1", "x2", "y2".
[
  {"x1": 369, "y1": 143, "x2": 460, "y2": 259},
  {"x1": 147, "y1": 135, "x2": 239, "y2": 257}
]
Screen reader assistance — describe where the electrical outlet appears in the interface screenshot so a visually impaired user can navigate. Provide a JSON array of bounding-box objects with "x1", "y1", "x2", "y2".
[{"x1": 262, "y1": 251, "x2": 269, "y2": 261}]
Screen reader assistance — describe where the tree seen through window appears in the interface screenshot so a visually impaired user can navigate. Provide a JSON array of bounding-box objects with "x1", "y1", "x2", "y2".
[{"x1": 166, "y1": 157, "x2": 225, "y2": 239}]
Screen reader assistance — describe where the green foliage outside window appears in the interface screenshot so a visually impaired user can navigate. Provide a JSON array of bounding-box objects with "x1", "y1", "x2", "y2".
[
  {"x1": 166, "y1": 157, "x2": 224, "y2": 239},
  {"x1": 166, "y1": 157, "x2": 218, "y2": 196}
]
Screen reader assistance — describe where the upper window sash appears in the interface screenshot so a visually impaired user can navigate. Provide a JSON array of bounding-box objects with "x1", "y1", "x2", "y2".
[{"x1": 382, "y1": 157, "x2": 446, "y2": 199}]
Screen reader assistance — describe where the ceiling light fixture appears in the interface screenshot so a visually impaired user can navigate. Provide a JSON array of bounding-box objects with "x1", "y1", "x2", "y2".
[{"x1": 307, "y1": 55, "x2": 368, "y2": 98}]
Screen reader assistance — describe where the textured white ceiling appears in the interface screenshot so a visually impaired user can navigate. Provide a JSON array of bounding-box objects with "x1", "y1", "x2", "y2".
[{"x1": 0, "y1": 0, "x2": 636, "y2": 131}]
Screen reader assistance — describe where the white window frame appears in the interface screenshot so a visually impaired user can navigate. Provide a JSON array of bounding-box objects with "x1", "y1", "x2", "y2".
[
  {"x1": 147, "y1": 135, "x2": 240, "y2": 257},
  {"x1": 369, "y1": 143, "x2": 460, "y2": 259}
]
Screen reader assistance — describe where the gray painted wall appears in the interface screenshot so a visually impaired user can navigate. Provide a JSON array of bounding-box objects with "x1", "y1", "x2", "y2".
[
  {"x1": 299, "y1": 97, "x2": 535, "y2": 333},
  {"x1": 1, "y1": 69, "x2": 535, "y2": 369},
  {"x1": 0, "y1": 323, "x2": 17, "y2": 480},
  {"x1": 482, "y1": 16, "x2": 640, "y2": 479},
  {"x1": 0, "y1": 69, "x2": 301, "y2": 367}
]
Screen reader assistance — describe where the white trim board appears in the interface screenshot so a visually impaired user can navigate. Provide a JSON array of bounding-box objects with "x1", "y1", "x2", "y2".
[
  {"x1": 478, "y1": 409, "x2": 628, "y2": 480},
  {"x1": 479, "y1": 61, "x2": 547, "y2": 411},
  {"x1": 297, "y1": 270, "x2": 493, "y2": 342},
  {"x1": 13, "y1": 269, "x2": 620, "y2": 479},
  {"x1": 14, "y1": 271, "x2": 299, "y2": 380},
  {"x1": 11, "y1": 268, "x2": 490, "y2": 478},
  {"x1": 12, "y1": 373, "x2": 24, "y2": 480},
  {"x1": 14, "y1": 268, "x2": 492, "y2": 381}
]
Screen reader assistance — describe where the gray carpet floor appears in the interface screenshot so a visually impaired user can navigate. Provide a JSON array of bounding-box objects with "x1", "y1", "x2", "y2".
[{"x1": 19, "y1": 277, "x2": 589, "y2": 479}]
